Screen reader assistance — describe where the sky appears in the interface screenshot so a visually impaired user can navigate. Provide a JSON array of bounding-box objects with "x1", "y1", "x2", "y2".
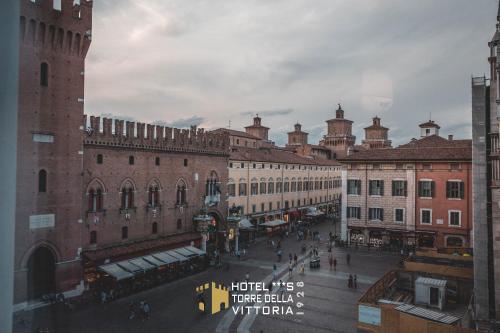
[{"x1": 85, "y1": 0, "x2": 497, "y2": 146}]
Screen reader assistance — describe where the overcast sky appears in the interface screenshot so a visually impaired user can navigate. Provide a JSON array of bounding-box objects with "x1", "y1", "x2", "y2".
[{"x1": 85, "y1": 0, "x2": 497, "y2": 146}]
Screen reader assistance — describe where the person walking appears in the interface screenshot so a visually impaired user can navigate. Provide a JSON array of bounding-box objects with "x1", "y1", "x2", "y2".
[
  {"x1": 300, "y1": 262, "x2": 305, "y2": 275},
  {"x1": 293, "y1": 253, "x2": 298, "y2": 267},
  {"x1": 142, "y1": 301, "x2": 151, "y2": 321},
  {"x1": 354, "y1": 274, "x2": 358, "y2": 289},
  {"x1": 348, "y1": 274, "x2": 353, "y2": 289},
  {"x1": 288, "y1": 253, "x2": 292, "y2": 263},
  {"x1": 277, "y1": 249, "x2": 282, "y2": 262},
  {"x1": 273, "y1": 263, "x2": 277, "y2": 281},
  {"x1": 278, "y1": 280, "x2": 286, "y2": 297},
  {"x1": 333, "y1": 257, "x2": 337, "y2": 271},
  {"x1": 346, "y1": 253, "x2": 351, "y2": 266},
  {"x1": 329, "y1": 254, "x2": 333, "y2": 270},
  {"x1": 288, "y1": 262, "x2": 293, "y2": 277}
]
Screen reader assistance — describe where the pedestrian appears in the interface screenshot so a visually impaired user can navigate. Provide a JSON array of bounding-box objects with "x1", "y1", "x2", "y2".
[
  {"x1": 273, "y1": 263, "x2": 277, "y2": 281},
  {"x1": 277, "y1": 240, "x2": 281, "y2": 249},
  {"x1": 278, "y1": 280, "x2": 285, "y2": 297},
  {"x1": 289, "y1": 253, "x2": 292, "y2": 262},
  {"x1": 293, "y1": 253, "x2": 298, "y2": 266},
  {"x1": 354, "y1": 274, "x2": 358, "y2": 289},
  {"x1": 128, "y1": 301, "x2": 137, "y2": 320},
  {"x1": 346, "y1": 253, "x2": 351, "y2": 266},
  {"x1": 277, "y1": 249, "x2": 282, "y2": 262},
  {"x1": 348, "y1": 274, "x2": 353, "y2": 289},
  {"x1": 333, "y1": 258, "x2": 337, "y2": 271},
  {"x1": 288, "y1": 262, "x2": 293, "y2": 277},
  {"x1": 329, "y1": 254, "x2": 333, "y2": 270},
  {"x1": 300, "y1": 262, "x2": 305, "y2": 275},
  {"x1": 142, "y1": 301, "x2": 150, "y2": 321},
  {"x1": 271, "y1": 240, "x2": 275, "y2": 249}
]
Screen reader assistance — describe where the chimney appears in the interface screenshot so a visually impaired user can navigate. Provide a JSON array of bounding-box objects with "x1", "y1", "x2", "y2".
[{"x1": 448, "y1": 134, "x2": 453, "y2": 141}]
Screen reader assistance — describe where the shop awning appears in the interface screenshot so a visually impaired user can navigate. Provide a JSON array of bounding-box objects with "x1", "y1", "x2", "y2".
[
  {"x1": 152, "y1": 252, "x2": 179, "y2": 265},
  {"x1": 173, "y1": 247, "x2": 199, "y2": 259},
  {"x1": 260, "y1": 219, "x2": 287, "y2": 227},
  {"x1": 165, "y1": 250, "x2": 189, "y2": 262},
  {"x1": 184, "y1": 246, "x2": 206, "y2": 256},
  {"x1": 99, "y1": 263, "x2": 134, "y2": 281},
  {"x1": 239, "y1": 218, "x2": 254, "y2": 230},
  {"x1": 142, "y1": 255, "x2": 167, "y2": 267},
  {"x1": 129, "y1": 258, "x2": 157, "y2": 271}
]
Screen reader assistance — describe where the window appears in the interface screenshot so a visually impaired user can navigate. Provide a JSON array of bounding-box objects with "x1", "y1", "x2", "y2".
[
  {"x1": 347, "y1": 180, "x2": 361, "y2": 195},
  {"x1": 392, "y1": 180, "x2": 407, "y2": 196},
  {"x1": 284, "y1": 201, "x2": 289, "y2": 209},
  {"x1": 97, "y1": 154, "x2": 103, "y2": 164},
  {"x1": 176, "y1": 180, "x2": 187, "y2": 205},
  {"x1": 229, "y1": 162, "x2": 233, "y2": 168},
  {"x1": 395, "y1": 208, "x2": 405, "y2": 223},
  {"x1": 155, "y1": 157, "x2": 160, "y2": 166},
  {"x1": 148, "y1": 185, "x2": 160, "y2": 207},
  {"x1": 40, "y1": 62, "x2": 49, "y2": 86},
  {"x1": 284, "y1": 182, "x2": 289, "y2": 193},
  {"x1": 90, "y1": 231, "x2": 97, "y2": 244},
  {"x1": 251, "y1": 181, "x2": 258, "y2": 195},
  {"x1": 277, "y1": 202, "x2": 280, "y2": 209},
  {"x1": 347, "y1": 207, "x2": 361, "y2": 219},
  {"x1": 450, "y1": 163, "x2": 460, "y2": 170},
  {"x1": 267, "y1": 181, "x2": 274, "y2": 194},
  {"x1": 152, "y1": 222, "x2": 158, "y2": 234},
  {"x1": 38, "y1": 169, "x2": 47, "y2": 193},
  {"x1": 227, "y1": 183, "x2": 236, "y2": 197},
  {"x1": 240, "y1": 163, "x2": 244, "y2": 168},
  {"x1": 291, "y1": 181, "x2": 297, "y2": 192},
  {"x1": 420, "y1": 209, "x2": 432, "y2": 224},
  {"x1": 121, "y1": 183, "x2": 134, "y2": 209},
  {"x1": 369, "y1": 180, "x2": 384, "y2": 196},
  {"x1": 446, "y1": 236, "x2": 463, "y2": 247},
  {"x1": 297, "y1": 181, "x2": 303, "y2": 191},
  {"x1": 446, "y1": 181, "x2": 464, "y2": 199},
  {"x1": 260, "y1": 181, "x2": 266, "y2": 194},
  {"x1": 121, "y1": 226, "x2": 128, "y2": 240},
  {"x1": 269, "y1": 202, "x2": 273, "y2": 210},
  {"x1": 276, "y1": 182, "x2": 282, "y2": 193},
  {"x1": 418, "y1": 180, "x2": 435, "y2": 198},
  {"x1": 88, "y1": 188, "x2": 103, "y2": 212},
  {"x1": 184, "y1": 159, "x2": 188, "y2": 167},
  {"x1": 239, "y1": 183, "x2": 247, "y2": 196},
  {"x1": 252, "y1": 205, "x2": 256, "y2": 213},
  {"x1": 128, "y1": 156, "x2": 134, "y2": 165},
  {"x1": 449, "y1": 210, "x2": 461, "y2": 226},
  {"x1": 205, "y1": 171, "x2": 219, "y2": 197},
  {"x1": 261, "y1": 203, "x2": 265, "y2": 212},
  {"x1": 368, "y1": 208, "x2": 384, "y2": 221},
  {"x1": 253, "y1": 163, "x2": 256, "y2": 169},
  {"x1": 177, "y1": 219, "x2": 182, "y2": 230}
]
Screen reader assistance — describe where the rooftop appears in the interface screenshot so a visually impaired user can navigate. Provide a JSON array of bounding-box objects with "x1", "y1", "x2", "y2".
[
  {"x1": 211, "y1": 128, "x2": 261, "y2": 140},
  {"x1": 230, "y1": 146, "x2": 341, "y2": 166}
]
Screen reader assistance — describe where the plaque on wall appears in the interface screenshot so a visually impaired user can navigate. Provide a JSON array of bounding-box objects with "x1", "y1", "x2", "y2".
[{"x1": 29, "y1": 214, "x2": 56, "y2": 229}]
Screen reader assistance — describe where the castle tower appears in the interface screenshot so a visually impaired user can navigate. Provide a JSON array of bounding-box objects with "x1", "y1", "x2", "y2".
[
  {"x1": 16, "y1": 0, "x2": 92, "y2": 303},
  {"x1": 419, "y1": 120, "x2": 440, "y2": 137},
  {"x1": 244, "y1": 115, "x2": 269, "y2": 141},
  {"x1": 287, "y1": 123, "x2": 308, "y2": 146},
  {"x1": 319, "y1": 104, "x2": 356, "y2": 158},
  {"x1": 361, "y1": 116, "x2": 392, "y2": 149}
]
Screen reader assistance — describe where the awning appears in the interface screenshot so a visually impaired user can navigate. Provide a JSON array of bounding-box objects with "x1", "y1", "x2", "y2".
[
  {"x1": 184, "y1": 246, "x2": 206, "y2": 256},
  {"x1": 260, "y1": 219, "x2": 287, "y2": 227},
  {"x1": 142, "y1": 255, "x2": 166, "y2": 267},
  {"x1": 165, "y1": 250, "x2": 189, "y2": 262},
  {"x1": 99, "y1": 263, "x2": 134, "y2": 281},
  {"x1": 117, "y1": 261, "x2": 143, "y2": 274},
  {"x1": 239, "y1": 218, "x2": 254, "y2": 230},
  {"x1": 129, "y1": 258, "x2": 156, "y2": 271},
  {"x1": 173, "y1": 247, "x2": 198, "y2": 259},
  {"x1": 152, "y1": 252, "x2": 179, "y2": 265}
]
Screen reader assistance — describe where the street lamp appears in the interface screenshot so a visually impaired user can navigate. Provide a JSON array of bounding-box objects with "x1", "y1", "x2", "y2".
[{"x1": 227, "y1": 205, "x2": 242, "y2": 254}]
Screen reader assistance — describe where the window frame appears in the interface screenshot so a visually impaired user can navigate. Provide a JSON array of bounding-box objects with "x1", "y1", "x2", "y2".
[
  {"x1": 394, "y1": 208, "x2": 405, "y2": 224},
  {"x1": 420, "y1": 208, "x2": 432, "y2": 225},
  {"x1": 448, "y1": 210, "x2": 462, "y2": 227}
]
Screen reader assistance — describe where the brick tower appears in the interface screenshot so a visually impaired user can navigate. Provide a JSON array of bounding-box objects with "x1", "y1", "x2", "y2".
[
  {"x1": 361, "y1": 116, "x2": 392, "y2": 149},
  {"x1": 16, "y1": 0, "x2": 92, "y2": 304},
  {"x1": 319, "y1": 104, "x2": 356, "y2": 158},
  {"x1": 287, "y1": 123, "x2": 308, "y2": 146}
]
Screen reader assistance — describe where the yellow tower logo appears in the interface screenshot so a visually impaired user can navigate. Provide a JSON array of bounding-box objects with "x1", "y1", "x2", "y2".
[{"x1": 196, "y1": 282, "x2": 229, "y2": 314}]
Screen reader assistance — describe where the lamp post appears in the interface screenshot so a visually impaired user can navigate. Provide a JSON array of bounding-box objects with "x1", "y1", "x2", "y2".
[{"x1": 227, "y1": 205, "x2": 242, "y2": 254}]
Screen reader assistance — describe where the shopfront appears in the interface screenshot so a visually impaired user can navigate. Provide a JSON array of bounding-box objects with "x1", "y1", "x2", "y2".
[
  {"x1": 349, "y1": 229, "x2": 366, "y2": 245},
  {"x1": 417, "y1": 231, "x2": 436, "y2": 248}
]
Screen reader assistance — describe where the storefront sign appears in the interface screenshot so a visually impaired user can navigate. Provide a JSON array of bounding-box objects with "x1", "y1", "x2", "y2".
[
  {"x1": 29, "y1": 214, "x2": 55, "y2": 229},
  {"x1": 358, "y1": 305, "x2": 381, "y2": 326}
]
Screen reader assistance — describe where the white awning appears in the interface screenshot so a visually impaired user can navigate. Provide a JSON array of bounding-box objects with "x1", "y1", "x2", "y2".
[
  {"x1": 239, "y1": 218, "x2": 254, "y2": 230},
  {"x1": 128, "y1": 258, "x2": 156, "y2": 271},
  {"x1": 260, "y1": 219, "x2": 287, "y2": 227},
  {"x1": 184, "y1": 246, "x2": 206, "y2": 256},
  {"x1": 99, "y1": 263, "x2": 134, "y2": 281},
  {"x1": 152, "y1": 252, "x2": 179, "y2": 265}
]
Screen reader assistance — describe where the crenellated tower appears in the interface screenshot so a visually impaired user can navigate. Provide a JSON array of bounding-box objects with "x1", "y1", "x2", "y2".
[
  {"x1": 16, "y1": 0, "x2": 92, "y2": 303},
  {"x1": 287, "y1": 123, "x2": 308, "y2": 146},
  {"x1": 319, "y1": 104, "x2": 356, "y2": 158}
]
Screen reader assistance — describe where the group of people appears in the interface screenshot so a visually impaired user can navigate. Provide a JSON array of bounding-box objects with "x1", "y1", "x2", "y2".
[
  {"x1": 128, "y1": 300, "x2": 151, "y2": 321},
  {"x1": 348, "y1": 274, "x2": 358, "y2": 289}
]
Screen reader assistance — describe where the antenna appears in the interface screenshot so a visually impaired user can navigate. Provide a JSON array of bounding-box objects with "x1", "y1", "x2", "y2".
[
  {"x1": 429, "y1": 112, "x2": 432, "y2": 121},
  {"x1": 228, "y1": 120, "x2": 231, "y2": 129}
]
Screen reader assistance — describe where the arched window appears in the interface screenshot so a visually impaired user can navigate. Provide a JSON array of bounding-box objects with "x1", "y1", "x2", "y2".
[
  {"x1": 121, "y1": 226, "x2": 128, "y2": 240},
  {"x1": 121, "y1": 182, "x2": 134, "y2": 209},
  {"x1": 259, "y1": 178, "x2": 266, "y2": 195},
  {"x1": 87, "y1": 181, "x2": 104, "y2": 212},
  {"x1": 38, "y1": 169, "x2": 47, "y2": 193},
  {"x1": 238, "y1": 178, "x2": 247, "y2": 196},
  {"x1": 129, "y1": 156, "x2": 134, "y2": 165},
  {"x1": 152, "y1": 222, "x2": 158, "y2": 234},
  {"x1": 250, "y1": 178, "x2": 258, "y2": 195},
  {"x1": 90, "y1": 231, "x2": 97, "y2": 244},
  {"x1": 148, "y1": 184, "x2": 160, "y2": 207},
  {"x1": 268, "y1": 178, "x2": 274, "y2": 194},
  {"x1": 40, "y1": 62, "x2": 49, "y2": 86},
  {"x1": 205, "y1": 171, "x2": 219, "y2": 197},
  {"x1": 96, "y1": 154, "x2": 103, "y2": 164},
  {"x1": 176, "y1": 180, "x2": 187, "y2": 205}
]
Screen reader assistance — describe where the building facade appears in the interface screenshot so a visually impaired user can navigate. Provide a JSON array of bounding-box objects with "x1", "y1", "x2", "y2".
[
  {"x1": 341, "y1": 123, "x2": 472, "y2": 251},
  {"x1": 471, "y1": 2, "x2": 500, "y2": 324}
]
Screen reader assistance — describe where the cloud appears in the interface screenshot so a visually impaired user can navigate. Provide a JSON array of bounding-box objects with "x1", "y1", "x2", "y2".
[
  {"x1": 85, "y1": 0, "x2": 495, "y2": 147},
  {"x1": 152, "y1": 115, "x2": 205, "y2": 128},
  {"x1": 240, "y1": 109, "x2": 294, "y2": 117}
]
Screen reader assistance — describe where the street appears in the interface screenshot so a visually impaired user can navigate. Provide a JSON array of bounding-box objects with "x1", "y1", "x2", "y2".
[{"x1": 14, "y1": 222, "x2": 399, "y2": 333}]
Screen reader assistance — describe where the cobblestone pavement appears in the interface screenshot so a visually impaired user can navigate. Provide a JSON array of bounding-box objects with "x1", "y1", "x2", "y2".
[{"x1": 12, "y1": 221, "x2": 399, "y2": 333}]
